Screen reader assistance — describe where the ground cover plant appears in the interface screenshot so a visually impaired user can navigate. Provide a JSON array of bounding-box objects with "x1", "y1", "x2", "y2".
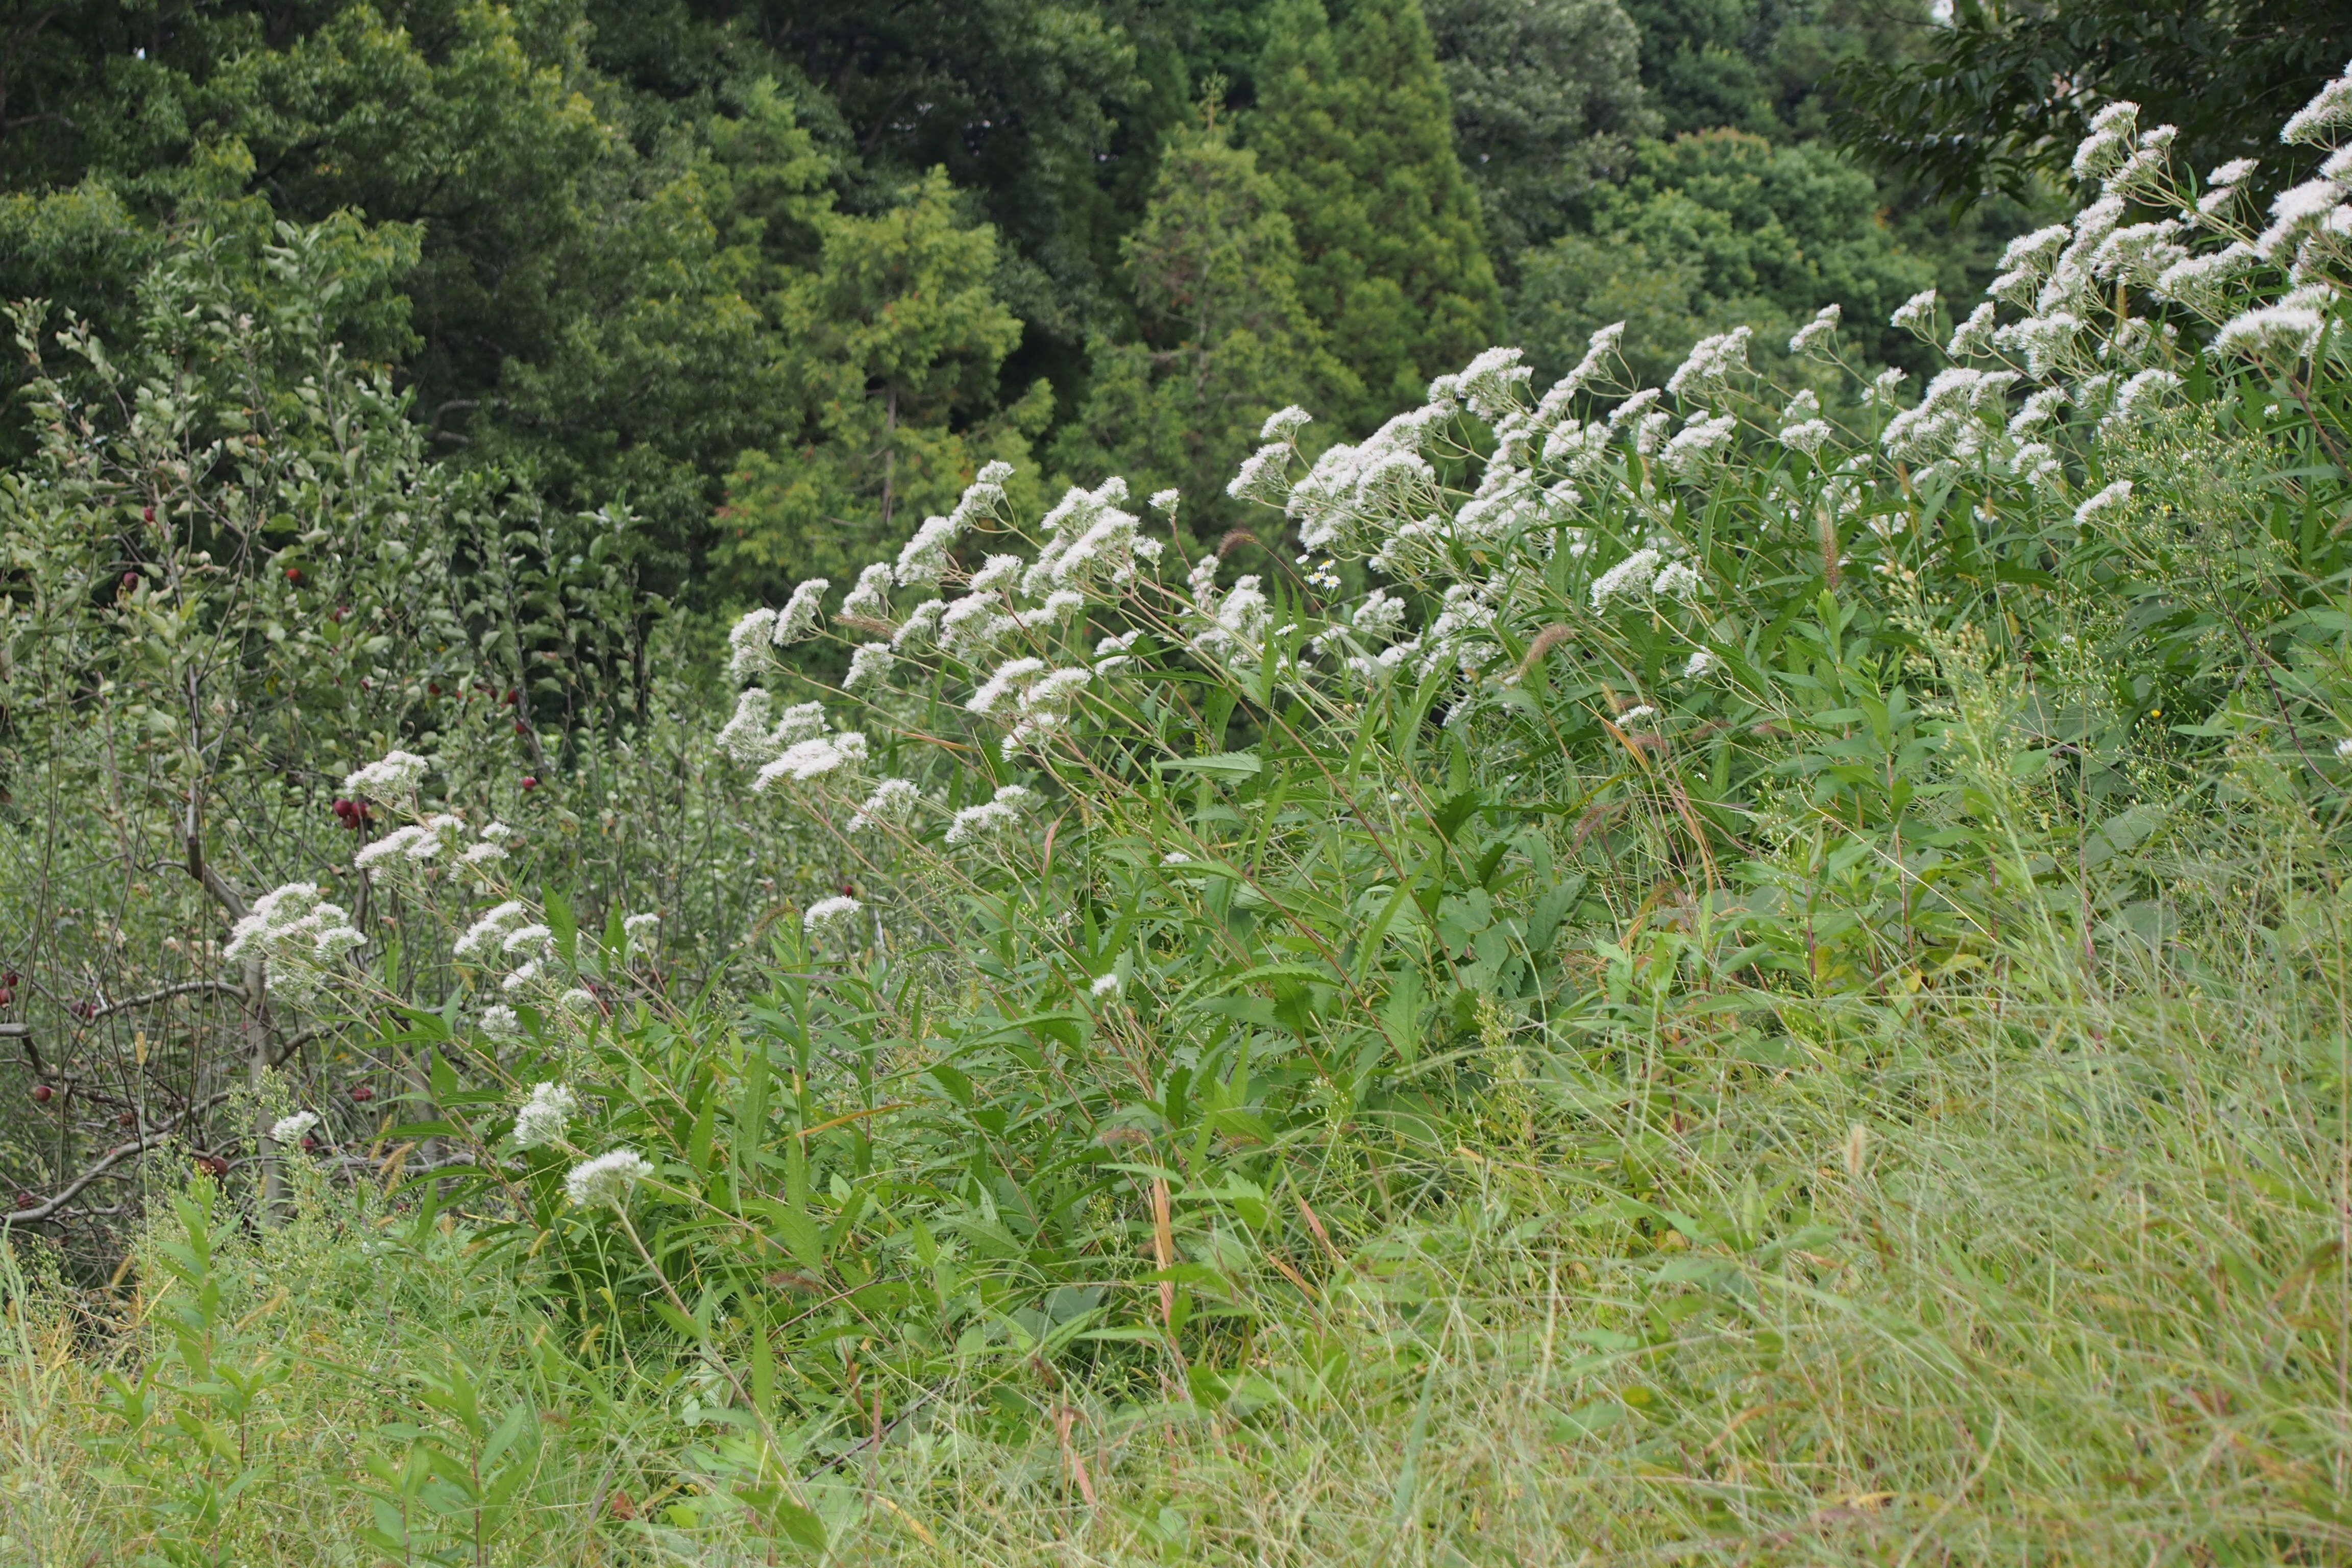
[{"x1": 6, "y1": 54, "x2": 2352, "y2": 1568}]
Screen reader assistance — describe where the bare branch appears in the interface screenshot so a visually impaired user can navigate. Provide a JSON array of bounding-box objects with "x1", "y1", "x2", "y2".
[
  {"x1": 3, "y1": 1091, "x2": 231, "y2": 1226},
  {"x1": 88, "y1": 979, "x2": 247, "y2": 1021}
]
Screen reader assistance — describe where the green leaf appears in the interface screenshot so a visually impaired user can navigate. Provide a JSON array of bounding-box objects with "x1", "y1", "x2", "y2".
[{"x1": 1157, "y1": 751, "x2": 1263, "y2": 779}]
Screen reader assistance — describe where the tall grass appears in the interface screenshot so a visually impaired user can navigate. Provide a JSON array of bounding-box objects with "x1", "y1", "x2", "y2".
[{"x1": 8, "y1": 59, "x2": 2352, "y2": 1568}]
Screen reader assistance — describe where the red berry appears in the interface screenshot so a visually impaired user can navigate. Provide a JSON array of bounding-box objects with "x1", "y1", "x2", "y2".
[
  {"x1": 121, "y1": 570, "x2": 139, "y2": 590},
  {"x1": 201, "y1": 1156, "x2": 229, "y2": 1178},
  {"x1": 12, "y1": 1192, "x2": 36, "y2": 1212},
  {"x1": 0, "y1": 988, "x2": 12, "y2": 1007},
  {"x1": 301, "y1": 1135, "x2": 320, "y2": 1153},
  {"x1": 118, "y1": 1111, "x2": 135, "y2": 1127},
  {"x1": 141, "y1": 506, "x2": 154, "y2": 524},
  {"x1": 2, "y1": 971, "x2": 14, "y2": 987},
  {"x1": 521, "y1": 776, "x2": 539, "y2": 791},
  {"x1": 360, "y1": 677, "x2": 372, "y2": 690},
  {"x1": 350, "y1": 1085, "x2": 375, "y2": 1102},
  {"x1": 429, "y1": 682, "x2": 442, "y2": 696},
  {"x1": 285, "y1": 567, "x2": 300, "y2": 582},
  {"x1": 504, "y1": 688, "x2": 519, "y2": 704},
  {"x1": 513, "y1": 721, "x2": 528, "y2": 734},
  {"x1": 31, "y1": 1085, "x2": 52, "y2": 1104}
]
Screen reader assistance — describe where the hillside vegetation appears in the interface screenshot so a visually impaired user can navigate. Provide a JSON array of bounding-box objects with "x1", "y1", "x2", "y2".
[{"x1": 5, "y1": 10, "x2": 2352, "y2": 1568}]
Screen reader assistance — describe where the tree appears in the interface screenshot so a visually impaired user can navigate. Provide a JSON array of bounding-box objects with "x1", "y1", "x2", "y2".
[
  {"x1": 1246, "y1": 0, "x2": 1503, "y2": 427},
  {"x1": 1053, "y1": 113, "x2": 1356, "y2": 542},
  {"x1": 1833, "y1": 0, "x2": 2352, "y2": 209},
  {"x1": 1424, "y1": 0, "x2": 1657, "y2": 263},
  {"x1": 655, "y1": 0, "x2": 1154, "y2": 356},
  {"x1": 715, "y1": 169, "x2": 1049, "y2": 596},
  {"x1": 1512, "y1": 130, "x2": 1934, "y2": 385},
  {"x1": 1618, "y1": 0, "x2": 1939, "y2": 143}
]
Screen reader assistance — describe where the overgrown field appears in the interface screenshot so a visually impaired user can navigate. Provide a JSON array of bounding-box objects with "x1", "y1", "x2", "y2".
[{"x1": 6, "y1": 62, "x2": 2352, "y2": 1568}]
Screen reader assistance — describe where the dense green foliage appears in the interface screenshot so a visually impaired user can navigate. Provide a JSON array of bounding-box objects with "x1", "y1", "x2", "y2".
[
  {"x1": 1513, "y1": 129, "x2": 1935, "y2": 383},
  {"x1": 0, "y1": 0, "x2": 1999, "y2": 593},
  {"x1": 1836, "y1": 0, "x2": 2352, "y2": 208},
  {"x1": 1247, "y1": 0, "x2": 1504, "y2": 423},
  {"x1": 11, "y1": 5, "x2": 2352, "y2": 1564}
]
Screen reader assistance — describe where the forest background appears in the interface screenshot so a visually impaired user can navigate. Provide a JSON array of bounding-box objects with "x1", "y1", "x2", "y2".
[{"x1": 1, "y1": 0, "x2": 2043, "y2": 609}]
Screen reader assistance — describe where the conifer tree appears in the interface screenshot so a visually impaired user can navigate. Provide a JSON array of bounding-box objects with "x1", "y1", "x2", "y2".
[
  {"x1": 1054, "y1": 108, "x2": 1356, "y2": 543},
  {"x1": 716, "y1": 169, "x2": 1050, "y2": 596},
  {"x1": 1246, "y1": 0, "x2": 1503, "y2": 427}
]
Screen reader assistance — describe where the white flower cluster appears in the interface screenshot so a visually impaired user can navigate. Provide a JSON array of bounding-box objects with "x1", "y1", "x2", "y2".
[
  {"x1": 223, "y1": 884, "x2": 364, "y2": 1002},
  {"x1": 1588, "y1": 548, "x2": 1703, "y2": 612},
  {"x1": 512, "y1": 1082, "x2": 577, "y2": 1149},
  {"x1": 271, "y1": 1111, "x2": 320, "y2": 1145},
  {"x1": 850, "y1": 777, "x2": 923, "y2": 832},
  {"x1": 946, "y1": 783, "x2": 1037, "y2": 847},
  {"x1": 565, "y1": 1148, "x2": 651, "y2": 1209},
  {"x1": 804, "y1": 895, "x2": 863, "y2": 938},
  {"x1": 897, "y1": 460, "x2": 1016, "y2": 588},
  {"x1": 676, "y1": 62, "x2": 2352, "y2": 940},
  {"x1": 451, "y1": 898, "x2": 584, "y2": 1016},
  {"x1": 1664, "y1": 327, "x2": 1752, "y2": 402},
  {"x1": 354, "y1": 812, "x2": 509, "y2": 879},
  {"x1": 344, "y1": 750, "x2": 429, "y2": 800}
]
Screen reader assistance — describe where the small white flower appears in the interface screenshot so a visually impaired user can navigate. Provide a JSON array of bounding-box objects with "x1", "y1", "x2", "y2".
[
  {"x1": 1590, "y1": 547, "x2": 1663, "y2": 610},
  {"x1": 354, "y1": 826, "x2": 425, "y2": 869},
  {"x1": 1946, "y1": 302, "x2": 1998, "y2": 359},
  {"x1": 728, "y1": 609, "x2": 779, "y2": 680},
  {"x1": 1665, "y1": 327, "x2": 1752, "y2": 399},
  {"x1": 460, "y1": 840, "x2": 508, "y2": 866},
  {"x1": 1161, "y1": 851, "x2": 1192, "y2": 866},
  {"x1": 1651, "y1": 561, "x2": 1704, "y2": 599},
  {"x1": 1148, "y1": 488, "x2": 1181, "y2": 513},
  {"x1": 1260, "y1": 405, "x2": 1314, "y2": 442},
  {"x1": 1789, "y1": 304, "x2": 1842, "y2": 355},
  {"x1": 503, "y1": 923, "x2": 553, "y2": 957},
  {"x1": 850, "y1": 777, "x2": 923, "y2": 832},
  {"x1": 839, "y1": 562, "x2": 894, "y2": 620},
  {"x1": 845, "y1": 641, "x2": 894, "y2": 692},
  {"x1": 623, "y1": 912, "x2": 660, "y2": 941},
  {"x1": 804, "y1": 895, "x2": 863, "y2": 936},
  {"x1": 1682, "y1": 649, "x2": 1721, "y2": 678},
  {"x1": 2336, "y1": 737, "x2": 2352, "y2": 761},
  {"x1": 946, "y1": 785, "x2": 1037, "y2": 847},
  {"x1": 565, "y1": 1149, "x2": 653, "y2": 1209},
  {"x1": 480, "y1": 1004, "x2": 522, "y2": 1041},
  {"x1": 716, "y1": 688, "x2": 778, "y2": 765},
  {"x1": 1617, "y1": 704, "x2": 1659, "y2": 726},
  {"x1": 2074, "y1": 479, "x2": 2134, "y2": 525},
  {"x1": 271, "y1": 1111, "x2": 320, "y2": 1145},
  {"x1": 774, "y1": 579, "x2": 829, "y2": 644},
  {"x1": 895, "y1": 517, "x2": 960, "y2": 589},
  {"x1": 1890, "y1": 288, "x2": 1939, "y2": 333},
  {"x1": 343, "y1": 750, "x2": 430, "y2": 800},
  {"x1": 1090, "y1": 972, "x2": 1123, "y2": 1000},
  {"x1": 512, "y1": 1082, "x2": 577, "y2": 1150},
  {"x1": 2282, "y1": 70, "x2": 2352, "y2": 145}
]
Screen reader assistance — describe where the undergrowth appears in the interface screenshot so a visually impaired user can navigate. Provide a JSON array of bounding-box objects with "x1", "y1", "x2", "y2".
[{"x1": 6, "y1": 61, "x2": 2352, "y2": 1568}]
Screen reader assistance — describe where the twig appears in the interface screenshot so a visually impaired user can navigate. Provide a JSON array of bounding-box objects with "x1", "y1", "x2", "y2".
[
  {"x1": 87, "y1": 979, "x2": 247, "y2": 1021},
  {"x1": 3, "y1": 1091, "x2": 232, "y2": 1225}
]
